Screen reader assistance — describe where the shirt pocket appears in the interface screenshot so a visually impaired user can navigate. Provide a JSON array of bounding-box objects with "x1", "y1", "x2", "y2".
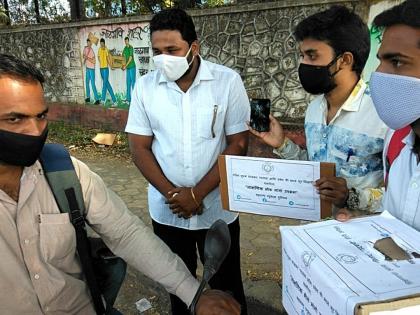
[
  {"x1": 39, "y1": 213, "x2": 77, "y2": 268},
  {"x1": 197, "y1": 104, "x2": 225, "y2": 140}
]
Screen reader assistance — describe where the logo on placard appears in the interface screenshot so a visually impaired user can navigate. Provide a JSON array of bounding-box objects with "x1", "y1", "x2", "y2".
[
  {"x1": 262, "y1": 162, "x2": 274, "y2": 173},
  {"x1": 336, "y1": 254, "x2": 358, "y2": 264},
  {"x1": 301, "y1": 251, "x2": 317, "y2": 267}
]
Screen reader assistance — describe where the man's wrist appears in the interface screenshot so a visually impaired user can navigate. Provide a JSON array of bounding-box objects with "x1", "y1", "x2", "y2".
[
  {"x1": 345, "y1": 188, "x2": 360, "y2": 211},
  {"x1": 273, "y1": 137, "x2": 289, "y2": 157}
]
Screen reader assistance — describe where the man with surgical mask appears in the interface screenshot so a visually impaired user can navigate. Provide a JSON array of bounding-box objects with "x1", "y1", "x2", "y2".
[
  {"x1": 0, "y1": 54, "x2": 242, "y2": 315},
  {"x1": 125, "y1": 8, "x2": 249, "y2": 315},
  {"x1": 250, "y1": 6, "x2": 388, "y2": 215},
  {"x1": 367, "y1": 0, "x2": 420, "y2": 230}
]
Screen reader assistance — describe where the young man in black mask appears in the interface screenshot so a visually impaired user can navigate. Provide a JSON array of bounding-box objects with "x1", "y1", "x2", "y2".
[
  {"x1": 250, "y1": 6, "x2": 388, "y2": 215},
  {"x1": 0, "y1": 54, "x2": 241, "y2": 315}
]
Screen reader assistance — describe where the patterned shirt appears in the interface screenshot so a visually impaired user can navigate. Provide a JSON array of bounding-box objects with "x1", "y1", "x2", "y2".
[{"x1": 274, "y1": 80, "x2": 388, "y2": 212}]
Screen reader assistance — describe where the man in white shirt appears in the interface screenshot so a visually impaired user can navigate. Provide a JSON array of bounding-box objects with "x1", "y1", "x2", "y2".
[
  {"x1": 125, "y1": 8, "x2": 250, "y2": 315},
  {"x1": 250, "y1": 6, "x2": 387, "y2": 214},
  {"x1": 368, "y1": 0, "x2": 420, "y2": 230},
  {"x1": 0, "y1": 53, "x2": 241, "y2": 315}
]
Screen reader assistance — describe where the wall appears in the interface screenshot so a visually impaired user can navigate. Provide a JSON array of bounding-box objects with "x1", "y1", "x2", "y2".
[
  {"x1": 0, "y1": 27, "x2": 84, "y2": 103},
  {"x1": 0, "y1": 0, "x2": 366, "y2": 123},
  {"x1": 362, "y1": 0, "x2": 404, "y2": 82}
]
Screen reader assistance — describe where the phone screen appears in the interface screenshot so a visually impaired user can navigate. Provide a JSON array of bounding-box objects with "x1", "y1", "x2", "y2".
[{"x1": 250, "y1": 98, "x2": 271, "y2": 132}]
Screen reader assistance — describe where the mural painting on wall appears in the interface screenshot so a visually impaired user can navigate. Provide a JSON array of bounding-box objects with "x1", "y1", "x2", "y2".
[{"x1": 79, "y1": 23, "x2": 153, "y2": 109}]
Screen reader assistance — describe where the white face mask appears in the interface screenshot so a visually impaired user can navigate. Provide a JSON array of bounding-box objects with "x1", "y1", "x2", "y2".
[
  {"x1": 370, "y1": 72, "x2": 420, "y2": 130},
  {"x1": 152, "y1": 46, "x2": 194, "y2": 81}
]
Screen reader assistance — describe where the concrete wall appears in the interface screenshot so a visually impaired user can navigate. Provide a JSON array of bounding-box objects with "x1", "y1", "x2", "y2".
[
  {"x1": 0, "y1": 27, "x2": 84, "y2": 103},
  {"x1": 0, "y1": 0, "x2": 366, "y2": 124}
]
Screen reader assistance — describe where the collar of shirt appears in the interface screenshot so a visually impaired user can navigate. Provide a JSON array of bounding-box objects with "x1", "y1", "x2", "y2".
[
  {"x1": 157, "y1": 56, "x2": 214, "y2": 90},
  {"x1": 403, "y1": 129, "x2": 416, "y2": 147},
  {"x1": 317, "y1": 79, "x2": 367, "y2": 122}
]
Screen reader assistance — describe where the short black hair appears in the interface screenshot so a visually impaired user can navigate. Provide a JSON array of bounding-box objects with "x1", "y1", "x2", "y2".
[
  {"x1": 294, "y1": 5, "x2": 370, "y2": 76},
  {"x1": 100, "y1": 38, "x2": 105, "y2": 43},
  {"x1": 150, "y1": 8, "x2": 197, "y2": 45},
  {"x1": 124, "y1": 36, "x2": 129, "y2": 41},
  {"x1": 373, "y1": 0, "x2": 420, "y2": 29},
  {"x1": 0, "y1": 53, "x2": 45, "y2": 85}
]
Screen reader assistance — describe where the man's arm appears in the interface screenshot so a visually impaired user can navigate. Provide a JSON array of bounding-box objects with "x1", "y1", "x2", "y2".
[
  {"x1": 128, "y1": 134, "x2": 175, "y2": 200},
  {"x1": 168, "y1": 72, "x2": 250, "y2": 218},
  {"x1": 167, "y1": 131, "x2": 248, "y2": 218},
  {"x1": 72, "y1": 158, "x2": 239, "y2": 314}
]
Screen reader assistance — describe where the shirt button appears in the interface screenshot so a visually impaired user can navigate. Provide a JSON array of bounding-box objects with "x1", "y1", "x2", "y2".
[
  {"x1": 323, "y1": 134, "x2": 327, "y2": 138},
  {"x1": 24, "y1": 239, "x2": 30, "y2": 245},
  {"x1": 34, "y1": 274, "x2": 40, "y2": 280},
  {"x1": 412, "y1": 182, "x2": 418, "y2": 189}
]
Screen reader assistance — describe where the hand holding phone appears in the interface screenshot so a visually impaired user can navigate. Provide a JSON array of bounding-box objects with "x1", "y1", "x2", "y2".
[{"x1": 250, "y1": 98, "x2": 271, "y2": 132}]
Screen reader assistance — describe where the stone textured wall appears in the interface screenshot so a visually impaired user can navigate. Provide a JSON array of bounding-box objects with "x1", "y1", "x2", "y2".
[
  {"x1": 0, "y1": 27, "x2": 85, "y2": 103},
  {"x1": 194, "y1": 0, "x2": 367, "y2": 122},
  {"x1": 0, "y1": 0, "x2": 368, "y2": 122}
]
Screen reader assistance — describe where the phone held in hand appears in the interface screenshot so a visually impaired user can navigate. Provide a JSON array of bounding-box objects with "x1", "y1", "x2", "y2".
[{"x1": 250, "y1": 98, "x2": 271, "y2": 132}]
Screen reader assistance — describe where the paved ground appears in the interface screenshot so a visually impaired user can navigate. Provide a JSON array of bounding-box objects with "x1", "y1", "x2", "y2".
[{"x1": 75, "y1": 152, "x2": 300, "y2": 314}]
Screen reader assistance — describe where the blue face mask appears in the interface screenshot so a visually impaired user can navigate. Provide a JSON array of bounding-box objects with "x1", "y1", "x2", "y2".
[
  {"x1": 0, "y1": 127, "x2": 48, "y2": 166},
  {"x1": 370, "y1": 72, "x2": 420, "y2": 130}
]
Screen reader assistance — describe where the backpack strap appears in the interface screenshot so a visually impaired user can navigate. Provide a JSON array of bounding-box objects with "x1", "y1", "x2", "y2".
[
  {"x1": 39, "y1": 144, "x2": 106, "y2": 315},
  {"x1": 385, "y1": 126, "x2": 411, "y2": 188}
]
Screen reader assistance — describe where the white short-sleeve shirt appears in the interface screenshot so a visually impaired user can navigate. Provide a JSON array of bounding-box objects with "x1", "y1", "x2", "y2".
[
  {"x1": 382, "y1": 130, "x2": 420, "y2": 231},
  {"x1": 126, "y1": 58, "x2": 250, "y2": 229}
]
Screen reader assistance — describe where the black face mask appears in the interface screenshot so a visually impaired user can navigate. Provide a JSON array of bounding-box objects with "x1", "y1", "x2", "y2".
[
  {"x1": 0, "y1": 126, "x2": 48, "y2": 167},
  {"x1": 298, "y1": 55, "x2": 341, "y2": 95}
]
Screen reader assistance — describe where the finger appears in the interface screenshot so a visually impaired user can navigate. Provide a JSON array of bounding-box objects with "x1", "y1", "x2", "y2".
[
  {"x1": 168, "y1": 187, "x2": 182, "y2": 196},
  {"x1": 319, "y1": 194, "x2": 336, "y2": 202},
  {"x1": 334, "y1": 208, "x2": 353, "y2": 222},
  {"x1": 248, "y1": 126, "x2": 263, "y2": 137},
  {"x1": 315, "y1": 176, "x2": 346, "y2": 186},
  {"x1": 317, "y1": 181, "x2": 346, "y2": 191},
  {"x1": 319, "y1": 190, "x2": 346, "y2": 201},
  {"x1": 169, "y1": 203, "x2": 180, "y2": 210},
  {"x1": 171, "y1": 207, "x2": 182, "y2": 214},
  {"x1": 268, "y1": 113, "x2": 278, "y2": 123}
]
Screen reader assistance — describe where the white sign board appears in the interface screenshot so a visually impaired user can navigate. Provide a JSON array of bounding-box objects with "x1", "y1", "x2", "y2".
[
  {"x1": 224, "y1": 155, "x2": 322, "y2": 221},
  {"x1": 281, "y1": 212, "x2": 420, "y2": 315}
]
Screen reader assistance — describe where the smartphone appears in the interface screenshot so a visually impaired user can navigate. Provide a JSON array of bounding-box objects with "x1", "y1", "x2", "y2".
[{"x1": 250, "y1": 98, "x2": 271, "y2": 132}]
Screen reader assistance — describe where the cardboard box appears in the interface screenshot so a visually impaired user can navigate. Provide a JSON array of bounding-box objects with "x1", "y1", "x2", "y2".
[
  {"x1": 110, "y1": 55, "x2": 125, "y2": 69},
  {"x1": 280, "y1": 212, "x2": 420, "y2": 315},
  {"x1": 357, "y1": 295, "x2": 420, "y2": 314}
]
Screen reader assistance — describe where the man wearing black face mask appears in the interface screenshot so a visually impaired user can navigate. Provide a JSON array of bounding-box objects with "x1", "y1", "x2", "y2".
[
  {"x1": 0, "y1": 54, "x2": 241, "y2": 315},
  {"x1": 250, "y1": 6, "x2": 388, "y2": 215}
]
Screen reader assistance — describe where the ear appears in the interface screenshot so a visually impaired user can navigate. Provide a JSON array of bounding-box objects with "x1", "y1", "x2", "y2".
[
  {"x1": 339, "y1": 52, "x2": 354, "y2": 70},
  {"x1": 191, "y1": 40, "x2": 200, "y2": 57}
]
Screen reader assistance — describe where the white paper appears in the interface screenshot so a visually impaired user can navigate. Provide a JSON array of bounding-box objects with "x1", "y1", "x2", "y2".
[
  {"x1": 281, "y1": 212, "x2": 420, "y2": 315},
  {"x1": 225, "y1": 155, "x2": 321, "y2": 221},
  {"x1": 135, "y1": 298, "x2": 152, "y2": 313}
]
